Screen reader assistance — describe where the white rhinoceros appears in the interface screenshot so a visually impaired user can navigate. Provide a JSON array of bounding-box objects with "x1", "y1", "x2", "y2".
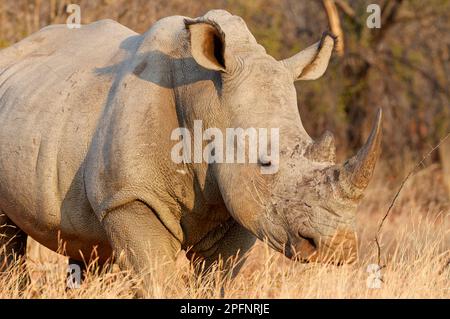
[{"x1": 0, "y1": 10, "x2": 381, "y2": 293}]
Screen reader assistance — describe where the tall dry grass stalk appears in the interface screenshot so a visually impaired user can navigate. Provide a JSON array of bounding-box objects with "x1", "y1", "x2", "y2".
[{"x1": 0, "y1": 165, "x2": 448, "y2": 298}]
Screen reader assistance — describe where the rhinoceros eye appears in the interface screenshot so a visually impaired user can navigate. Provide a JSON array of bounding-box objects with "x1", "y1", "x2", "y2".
[
  {"x1": 259, "y1": 155, "x2": 272, "y2": 167},
  {"x1": 260, "y1": 160, "x2": 271, "y2": 167}
]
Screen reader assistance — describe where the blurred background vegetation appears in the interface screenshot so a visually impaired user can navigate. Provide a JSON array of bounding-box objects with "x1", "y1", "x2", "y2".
[{"x1": 0, "y1": 0, "x2": 449, "y2": 177}]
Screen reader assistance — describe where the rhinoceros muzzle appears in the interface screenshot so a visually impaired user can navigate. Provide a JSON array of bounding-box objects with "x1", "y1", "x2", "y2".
[{"x1": 277, "y1": 109, "x2": 382, "y2": 265}]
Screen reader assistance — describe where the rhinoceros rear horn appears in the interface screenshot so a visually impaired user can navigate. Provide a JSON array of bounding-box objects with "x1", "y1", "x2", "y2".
[{"x1": 341, "y1": 108, "x2": 382, "y2": 198}]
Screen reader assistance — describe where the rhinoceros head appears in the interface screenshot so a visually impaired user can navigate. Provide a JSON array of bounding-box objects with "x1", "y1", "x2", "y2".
[{"x1": 181, "y1": 10, "x2": 381, "y2": 264}]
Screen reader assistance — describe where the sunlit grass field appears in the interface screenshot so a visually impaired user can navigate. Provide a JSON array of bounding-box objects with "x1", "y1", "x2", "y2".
[{"x1": 1, "y1": 164, "x2": 449, "y2": 298}]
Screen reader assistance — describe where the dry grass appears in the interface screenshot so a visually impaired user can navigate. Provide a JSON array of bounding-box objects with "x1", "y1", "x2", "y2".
[{"x1": 0, "y1": 164, "x2": 449, "y2": 298}]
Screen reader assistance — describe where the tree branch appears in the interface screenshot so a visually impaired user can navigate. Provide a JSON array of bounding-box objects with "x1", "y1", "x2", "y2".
[{"x1": 322, "y1": 0, "x2": 345, "y2": 56}]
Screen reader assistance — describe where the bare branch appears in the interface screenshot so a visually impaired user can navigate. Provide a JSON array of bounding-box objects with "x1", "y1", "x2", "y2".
[
  {"x1": 375, "y1": 133, "x2": 450, "y2": 267},
  {"x1": 335, "y1": 0, "x2": 355, "y2": 18},
  {"x1": 371, "y1": 0, "x2": 405, "y2": 47},
  {"x1": 322, "y1": 0, "x2": 345, "y2": 56}
]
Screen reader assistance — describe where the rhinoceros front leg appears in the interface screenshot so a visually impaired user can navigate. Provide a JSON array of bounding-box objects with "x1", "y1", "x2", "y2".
[
  {"x1": 0, "y1": 212, "x2": 29, "y2": 289},
  {"x1": 100, "y1": 201, "x2": 181, "y2": 297}
]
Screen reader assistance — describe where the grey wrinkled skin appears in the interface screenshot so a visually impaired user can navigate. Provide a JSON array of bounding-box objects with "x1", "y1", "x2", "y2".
[{"x1": 0, "y1": 10, "x2": 381, "y2": 292}]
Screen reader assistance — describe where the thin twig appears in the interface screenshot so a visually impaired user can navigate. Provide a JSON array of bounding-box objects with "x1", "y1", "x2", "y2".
[
  {"x1": 375, "y1": 133, "x2": 450, "y2": 267},
  {"x1": 335, "y1": 0, "x2": 355, "y2": 17}
]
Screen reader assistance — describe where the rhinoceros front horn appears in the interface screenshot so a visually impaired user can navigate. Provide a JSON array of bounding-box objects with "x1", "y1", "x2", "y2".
[{"x1": 341, "y1": 108, "x2": 383, "y2": 198}]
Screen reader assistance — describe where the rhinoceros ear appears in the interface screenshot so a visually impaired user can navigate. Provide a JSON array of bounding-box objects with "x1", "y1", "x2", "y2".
[
  {"x1": 281, "y1": 32, "x2": 336, "y2": 81},
  {"x1": 185, "y1": 19, "x2": 227, "y2": 72}
]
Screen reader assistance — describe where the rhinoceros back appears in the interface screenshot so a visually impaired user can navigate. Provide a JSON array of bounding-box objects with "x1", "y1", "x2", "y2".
[{"x1": 0, "y1": 20, "x2": 138, "y2": 254}]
